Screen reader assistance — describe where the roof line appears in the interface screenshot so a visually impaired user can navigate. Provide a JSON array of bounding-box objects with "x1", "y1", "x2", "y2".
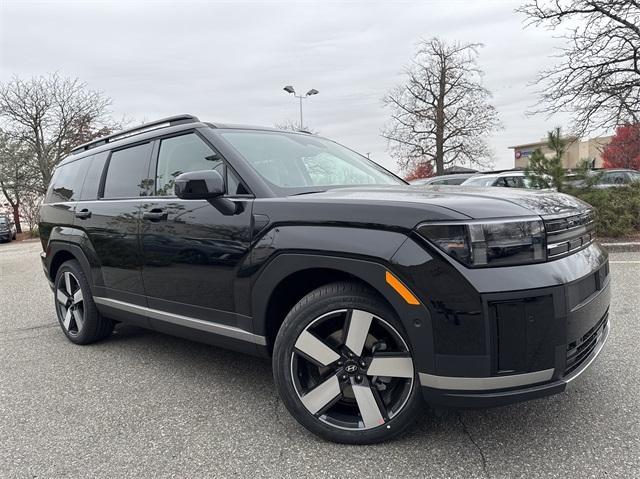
[{"x1": 70, "y1": 114, "x2": 200, "y2": 154}]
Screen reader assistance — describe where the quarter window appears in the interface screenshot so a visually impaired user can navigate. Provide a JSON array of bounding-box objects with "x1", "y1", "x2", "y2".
[
  {"x1": 102, "y1": 143, "x2": 153, "y2": 199},
  {"x1": 45, "y1": 159, "x2": 89, "y2": 203}
]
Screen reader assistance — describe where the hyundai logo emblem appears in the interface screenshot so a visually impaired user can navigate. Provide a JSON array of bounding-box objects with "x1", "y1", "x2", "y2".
[{"x1": 345, "y1": 364, "x2": 358, "y2": 373}]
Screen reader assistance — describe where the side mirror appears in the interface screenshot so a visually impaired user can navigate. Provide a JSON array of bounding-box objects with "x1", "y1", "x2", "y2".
[{"x1": 174, "y1": 170, "x2": 225, "y2": 200}]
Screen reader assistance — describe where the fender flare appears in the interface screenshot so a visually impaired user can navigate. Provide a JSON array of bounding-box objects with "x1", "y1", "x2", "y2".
[{"x1": 45, "y1": 227, "x2": 103, "y2": 292}]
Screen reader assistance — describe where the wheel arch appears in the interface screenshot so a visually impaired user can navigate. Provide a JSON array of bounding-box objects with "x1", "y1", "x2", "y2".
[
  {"x1": 251, "y1": 253, "x2": 427, "y2": 353},
  {"x1": 45, "y1": 227, "x2": 101, "y2": 293}
]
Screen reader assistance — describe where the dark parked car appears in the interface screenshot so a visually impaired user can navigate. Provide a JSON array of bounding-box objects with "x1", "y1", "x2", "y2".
[
  {"x1": 0, "y1": 214, "x2": 17, "y2": 242},
  {"x1": 39, "y1": 115, "x2": 610, "y2": 444}
]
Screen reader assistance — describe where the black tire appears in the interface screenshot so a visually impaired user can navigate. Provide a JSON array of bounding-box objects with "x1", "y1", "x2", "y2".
[
  {"x1": 54, "y1": 259, "x2": 114, "y2": 344},
  {"x1": 273, "y1": 281, "x2": 423, "y2": 444}
]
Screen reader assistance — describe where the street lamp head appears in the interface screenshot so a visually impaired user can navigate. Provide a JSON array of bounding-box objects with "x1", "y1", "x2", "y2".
[
  {"x1": 283, "y1": 85, "x2": 295, "y2": 94},
  {"x1": 306, "y1": 89, "x2": 319, "y2": 96}
]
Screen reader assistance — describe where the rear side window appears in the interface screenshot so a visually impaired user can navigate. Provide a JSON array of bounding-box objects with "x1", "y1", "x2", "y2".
[
  {"x1": 103, "y1": 143, "x2": 153, "y2": 199},
  {"x1": 600, "y1": 172, "x2": 627, "y2": 185},
  {"x1": 80, "y1": 151, "x2": 109, "y2": 201},
  {"x1": 45, "y1": 159, "x2": 89, "y2": 203}
]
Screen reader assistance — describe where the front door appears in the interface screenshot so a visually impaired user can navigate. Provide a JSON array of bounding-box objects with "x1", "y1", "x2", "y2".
[{"x1": 139, "y1": 131, "x2": 253, "y2": 327}]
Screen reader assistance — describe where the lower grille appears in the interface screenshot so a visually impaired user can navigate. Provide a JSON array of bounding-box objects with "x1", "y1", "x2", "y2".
[{"x1": 565, "y1": 310, "x2": 608, "y2": 376}]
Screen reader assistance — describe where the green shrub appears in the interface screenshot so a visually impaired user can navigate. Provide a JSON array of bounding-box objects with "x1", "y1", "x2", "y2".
[
  {"x1": 570, "y1": 184, "x2": 640, "y2": 237},
  {"x1": 28, "y1": 227, "x2": 40, "y2": 238}
]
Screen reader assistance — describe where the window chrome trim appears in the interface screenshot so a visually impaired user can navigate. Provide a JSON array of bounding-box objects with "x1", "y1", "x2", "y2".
[
  {"x1": 419, "y1": 368, "x2": 555, "y2": 391},
  {"x1": 93, "y1": 297, "x2": 266, "y2": 345}
]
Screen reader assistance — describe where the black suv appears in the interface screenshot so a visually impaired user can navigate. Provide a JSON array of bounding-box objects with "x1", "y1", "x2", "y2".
[{"x1": 39, "y1": 115, "x2": 610, "y2": 444}]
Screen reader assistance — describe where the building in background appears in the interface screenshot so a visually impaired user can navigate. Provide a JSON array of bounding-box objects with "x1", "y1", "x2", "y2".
[{"x1": 510, "y1": 136, "x2": 612, "y2": 170}]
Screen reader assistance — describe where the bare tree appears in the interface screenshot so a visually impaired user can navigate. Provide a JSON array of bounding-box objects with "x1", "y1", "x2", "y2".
[
  {"x1": 20, "y1": 192, "x2": 43, "y2": 235},
  {"x1": 382, "y1": 37, "x2": 501, "y2": 175},
  {"x1": 274, "y1": 119, "x2": 319, "y2": 134},
  {"x1": 519, "y1": 0, "x2": 640, "y2": 135},
  {"x1": 0, "y1": 73, "x2": 116, "y2": 193},
  {"x1": 0, "y1": 133, "x2": 36, "y2": 233}
]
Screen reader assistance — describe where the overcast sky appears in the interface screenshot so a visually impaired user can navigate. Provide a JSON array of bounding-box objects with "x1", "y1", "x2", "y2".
[{"x1": 1, "y1": 0, "x2": 576, "y2": 173}]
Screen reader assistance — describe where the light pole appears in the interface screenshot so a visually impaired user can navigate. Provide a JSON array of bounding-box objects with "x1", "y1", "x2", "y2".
[{"x1": 283, "y1": 85, "x2": 319, "y2": 130}]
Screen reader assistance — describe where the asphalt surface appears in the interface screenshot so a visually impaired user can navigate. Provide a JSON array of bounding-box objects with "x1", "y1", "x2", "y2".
[{"x1": 1, "y1": 240, "x2": 638, "y2": 479}]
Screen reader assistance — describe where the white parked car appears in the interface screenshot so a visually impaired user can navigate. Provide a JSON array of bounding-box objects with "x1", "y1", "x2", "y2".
[{"x1": 461, "y1": 171, "x2": 552, "y2": 189}]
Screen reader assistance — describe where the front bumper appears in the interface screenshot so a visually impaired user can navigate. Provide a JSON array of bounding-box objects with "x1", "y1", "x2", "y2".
[
  {"x1": 389, "y1": 239, "x2": 611, "y2": 409},
  {"x1": 420, "y1": 313, "x2": 609, "y2": 408}
]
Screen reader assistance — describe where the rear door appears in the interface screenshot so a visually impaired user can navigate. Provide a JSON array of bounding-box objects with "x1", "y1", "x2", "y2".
[
  {"x1": 139, "y1": 131, "x2": 254, "y2": 328},
  {"x1": 75, "y1": 142, "x2": 153, "y2": 307}
]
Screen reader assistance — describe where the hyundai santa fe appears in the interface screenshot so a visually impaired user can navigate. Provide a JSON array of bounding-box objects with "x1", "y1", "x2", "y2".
[{"x1": 39, "y1": 115, "x2": 610, "y2": 444}]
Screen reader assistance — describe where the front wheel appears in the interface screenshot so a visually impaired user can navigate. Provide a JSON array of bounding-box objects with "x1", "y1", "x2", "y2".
[{"x1": 273, "y1": 282, "x2": 423, "y2": 444}]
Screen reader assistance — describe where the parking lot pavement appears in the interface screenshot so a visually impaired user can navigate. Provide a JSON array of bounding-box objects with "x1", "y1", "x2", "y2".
[{"x1": 0, "y1": 240, "x2": 638, "y2": 479}]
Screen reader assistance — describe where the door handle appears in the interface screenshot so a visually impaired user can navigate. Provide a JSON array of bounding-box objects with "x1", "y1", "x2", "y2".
[
  {"x1": 75, "y1": 209, "x2": 92, "y2": 219},
  {"x1": 143, "y1": 209, "x2": 168, "y2": 221}
]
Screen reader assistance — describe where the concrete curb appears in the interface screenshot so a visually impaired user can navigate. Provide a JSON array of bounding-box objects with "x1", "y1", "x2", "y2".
[{"x1": 600, "y1": 242, "x2": 640, "y2": 253}]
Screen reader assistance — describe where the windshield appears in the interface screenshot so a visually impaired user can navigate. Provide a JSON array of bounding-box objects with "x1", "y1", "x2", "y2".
[
  {"x1": 220, "y1": 130, "x2": 403, "y2": 192},
  {"x1": 462, "y1": 176, "x2": 496, "y2": 187}
]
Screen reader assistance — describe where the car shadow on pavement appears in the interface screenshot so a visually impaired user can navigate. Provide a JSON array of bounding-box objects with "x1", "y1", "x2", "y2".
[{"x1": 104, "y1": 321, "x2": 596, "y2": 446}]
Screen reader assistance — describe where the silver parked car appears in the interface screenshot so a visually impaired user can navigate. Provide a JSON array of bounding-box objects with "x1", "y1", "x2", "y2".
[
  {"x1": 590, "y1": 169, "x2": 640, "y2": 189},
  {"x1": 461, "y1": 171, "x2": 551, "y2": 189},
  {"x1": 410, "y1": 173, "x2": 476, "y2": 186}
]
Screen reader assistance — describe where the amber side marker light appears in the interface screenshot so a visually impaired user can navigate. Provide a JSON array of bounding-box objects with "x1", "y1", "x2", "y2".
[{"x1": 385, "y1": 271, "x2": 420, "y2": 305}]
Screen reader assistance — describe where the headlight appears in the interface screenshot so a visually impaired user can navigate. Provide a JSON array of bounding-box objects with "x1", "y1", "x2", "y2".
[{"x1": 418, "y1": 218, "x2": 546, "y2": 267}]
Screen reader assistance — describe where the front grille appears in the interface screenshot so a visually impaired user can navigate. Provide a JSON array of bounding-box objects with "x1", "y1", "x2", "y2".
[
  {"x1": 565, "y1": 310, "x2": 608, "y2": 376},
  {"x1": 544, "y1": 210, "x2": 596, "y2": 259}
]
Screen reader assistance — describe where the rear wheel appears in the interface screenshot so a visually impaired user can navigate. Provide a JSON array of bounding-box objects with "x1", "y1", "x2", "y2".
[
  {"x1": 54, "y1": 260, "x2": 114, "y2": 344},
  {"x1": 273, "y1": 282, "x2": 422, "y2": 444}
]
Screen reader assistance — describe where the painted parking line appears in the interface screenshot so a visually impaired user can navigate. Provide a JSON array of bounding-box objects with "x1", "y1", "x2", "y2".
[{"x1": 609, "y1": 261, "x2": 640, "y2": 264}]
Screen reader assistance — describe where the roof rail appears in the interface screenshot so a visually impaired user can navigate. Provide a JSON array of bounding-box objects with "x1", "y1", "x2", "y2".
[{"x1": 70, "y1": 114, "x2": 200, "y2": 154}]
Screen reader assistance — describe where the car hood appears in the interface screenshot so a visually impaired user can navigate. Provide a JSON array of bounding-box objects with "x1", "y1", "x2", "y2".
[{"x1": 289, "y1": 185, "x2": 591, "y2": 220}]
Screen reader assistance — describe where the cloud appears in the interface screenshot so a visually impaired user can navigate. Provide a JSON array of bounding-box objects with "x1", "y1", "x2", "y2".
[{"x1": 0, "y1": 0, "x2": 576, "y2": 172}]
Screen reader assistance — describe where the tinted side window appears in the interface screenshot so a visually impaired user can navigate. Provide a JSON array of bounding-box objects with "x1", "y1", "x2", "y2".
[
  {"x1": 155, "y1": 133, "x2": 247, "y2": 196},
  {"x1": 601, "y1": 172, "x2": 626, "y2": 185},
  {"x1": 80, "y1": 151, "x2": 109, "y2": 200},
  {"x1": 45, "y1": 159, "x2": 89, "y2": 203},
  {"x1": 103, "y1": 143, "x2": 152, "y2": 199}
]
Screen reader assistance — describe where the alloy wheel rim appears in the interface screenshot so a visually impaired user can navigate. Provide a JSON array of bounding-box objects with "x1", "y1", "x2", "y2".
[
  {"x1": 55, "y1": 271, "x2": 85, "y2": 335},
  {"x1": 290, "y1": 309, "x2": 414, "y2": 431}
]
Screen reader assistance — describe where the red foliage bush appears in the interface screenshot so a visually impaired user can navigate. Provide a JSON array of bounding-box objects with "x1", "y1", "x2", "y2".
[
  {"x1": 602, "y1": 124, "x2": 640, "y2": 170},
  {"x1": 404, "y1": 162, "x2": 435, "y2": 181}
]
